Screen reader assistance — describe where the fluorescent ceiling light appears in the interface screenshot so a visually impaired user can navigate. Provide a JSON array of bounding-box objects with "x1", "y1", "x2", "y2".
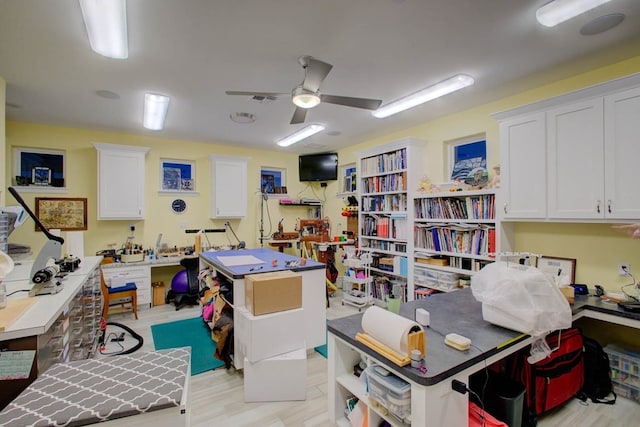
[
  {"x1": 143, "y1": 93, "x2": 170, "y2": 131},
  {"x1": 536, "y1": 0, "x2": 611, "y2": 27},
  {"x1": 79, "y1": 0, "x2": 128, "y2": 59},
  {"x1": 372, "y1": 74, "x2": 475, "y2": 119},
  {"x1": 277, "y1": 124, "x2": 325, "y2": 147},
  {"x1": 292, "y1": 86, "x2": 321, "y2": 109}
]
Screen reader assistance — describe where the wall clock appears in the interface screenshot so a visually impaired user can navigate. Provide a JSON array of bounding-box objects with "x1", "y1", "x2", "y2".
[{"x1": 171, "y1": 198, "x2": 187, "y2": 214}]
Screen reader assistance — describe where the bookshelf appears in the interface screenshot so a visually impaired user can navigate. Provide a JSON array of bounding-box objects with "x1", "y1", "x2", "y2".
[
  {"x1": 356, "y1": 138, "x2": 424, "y2": 305},
  {"x1": 412, "y1": 189, "x2": 497, "y2": 296}
]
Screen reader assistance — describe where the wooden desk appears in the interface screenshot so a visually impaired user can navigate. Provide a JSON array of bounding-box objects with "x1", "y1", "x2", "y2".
[{"x1": 267, "y1": 238, "x2": 299, "y2": 253}]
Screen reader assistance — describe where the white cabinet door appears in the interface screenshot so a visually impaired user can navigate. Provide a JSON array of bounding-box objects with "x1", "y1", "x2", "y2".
[
  {"x1": 499, "y1": 112, "x2": 547, "y2": 219},
  {"x1": 547, "y1": 99, "x2": 604, "y2": 219},
  {"x1": 93, "y1": 143, "x2": 149, "y2": 220},
  {"x1": 209, "y1": 155, "x2": 247, "y2": 218},
  {"x1": 102, "y1": 264, "x2": 152, "y2": 308},
  {"x1": 604, "y1": 87, "x2": 640, "y2": 220}
]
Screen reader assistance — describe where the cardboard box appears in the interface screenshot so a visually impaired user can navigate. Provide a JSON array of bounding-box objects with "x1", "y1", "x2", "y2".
[
  {"x1": 243, "y1": 347, "x2": 307, "y2": 402},
  {"x1": 245, "y1": 270, "x2": 302, "y2": 315},
  {"x1": 235, "y1": 306, "x2": 305, "y2": 362}
]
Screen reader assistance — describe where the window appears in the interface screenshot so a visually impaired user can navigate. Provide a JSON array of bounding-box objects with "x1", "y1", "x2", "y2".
[
  {"x1": 13, "y1": 147, "x2": 66, "y2": 187},
  {"x1": 448, "y1": 137, "x2": 486, "y2": 182},
  {"x1": 260, "y1": 167, "x2": 286, "y2": 194}
]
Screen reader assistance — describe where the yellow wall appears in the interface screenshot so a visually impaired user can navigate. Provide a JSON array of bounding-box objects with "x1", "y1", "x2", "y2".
[
  {"x1": 333, "y1": 54, "x2": 640, "y2": 292},
  {"x1": 3, "y1": 122, "x2": 329, "y2": 259},
  {"x1": 4, "y1": 55, "x2": 640, "y2": 294},
  {"x1": 0, "y1": 76, "x2": 5, "y2": 206}
]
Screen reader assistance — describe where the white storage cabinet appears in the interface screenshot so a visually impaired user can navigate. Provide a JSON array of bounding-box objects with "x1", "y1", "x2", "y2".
[
  {"x1": 93, "y1": 143, "x2": 149, "y2": 220},
  {"x1": 209, "y1": 155, "x2": 248, "y2": 218}
]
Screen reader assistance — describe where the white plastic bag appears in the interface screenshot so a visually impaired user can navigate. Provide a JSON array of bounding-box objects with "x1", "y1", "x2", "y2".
[{"x1": 471, "y1": 261, "x2": 571, "y2": 337}]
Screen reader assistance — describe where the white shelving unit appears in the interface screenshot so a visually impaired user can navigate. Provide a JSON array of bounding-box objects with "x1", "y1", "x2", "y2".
[
  {"x1": 412, "y1": 189, "x2": 497, "y2": 296},
  {"x1": 356, "y1": 138, "x2": 424, "y2": 305},
  {"x1": 341, "y1": 255, "x2": 373, "y2": 312}
]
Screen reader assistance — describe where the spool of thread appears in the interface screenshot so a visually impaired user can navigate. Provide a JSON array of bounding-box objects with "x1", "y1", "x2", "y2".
[{"x1": 410, "y1": 349, "x2": 422, "y2": 368}]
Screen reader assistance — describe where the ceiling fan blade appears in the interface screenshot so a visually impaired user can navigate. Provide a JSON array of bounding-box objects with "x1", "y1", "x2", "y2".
[
  {"x1": 290, "y1": 107, "x2": 307, "y2": 124},
  {"x1": 225, "y1": 90, "x2": 288, "y2": 97},
  {"x1": 320, "y1": 94, "x2": 382, "y2": 110},
  {"x1": 302, "y1": 57, "x2": 333, "y2": 92}
]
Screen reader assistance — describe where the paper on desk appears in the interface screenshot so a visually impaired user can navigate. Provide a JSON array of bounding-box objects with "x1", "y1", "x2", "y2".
[
  {"x1": 217, "y1": 255, "x2": 265, "y2": 267},
  {"x1": 0, "y1": 350, "x2": 35, "y2": 380}
]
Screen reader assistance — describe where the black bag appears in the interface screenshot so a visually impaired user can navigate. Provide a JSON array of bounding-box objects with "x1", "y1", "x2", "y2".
[{"x1": 578, "y1": 336, "x2": 616, "y2": 405}]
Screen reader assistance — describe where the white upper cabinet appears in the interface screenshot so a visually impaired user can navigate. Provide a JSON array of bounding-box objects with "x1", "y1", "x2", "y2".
[
  {"x1": 547, "y1": 98, "x2": 604, "y2": 219},
  {"x1": 499, "y1": 112, "x2": 547, "y2": 219},
  {"x1": 495, "y1": 74, "x2": 640, "y2": 222},
  {"x1": 93, "y1": 143, "x2": 149, "y2": 220},
  {"x1": 604, "y1": 87, "x2": 640, "y2": 220},
  {"x1": 210, "y1": 155, "x2": 247, "y2": 218}
]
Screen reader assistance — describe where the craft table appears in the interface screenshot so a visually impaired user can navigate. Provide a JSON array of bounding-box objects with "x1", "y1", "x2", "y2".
[
  {"x1": 199, "y1": 248, "x2": 326, "y2": 370},
  {"x1": 0, "y1": 347, "x2": 191, "y2": 427},
  {"x1": 0, "y1": 257, "x2": 103, "y2": 411},
  {"x1": 327, "y1": 288, "x2": 640, "y2": 426}
]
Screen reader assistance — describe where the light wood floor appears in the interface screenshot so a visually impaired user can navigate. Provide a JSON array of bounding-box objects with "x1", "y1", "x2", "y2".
[{"x1": 104, "y1": 291, "x2": 640, "y2": 427}]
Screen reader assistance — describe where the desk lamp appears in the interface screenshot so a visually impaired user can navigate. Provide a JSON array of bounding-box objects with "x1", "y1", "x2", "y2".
[{"x1": 8, "y1": 187, "x2": 64, "y2": 296}]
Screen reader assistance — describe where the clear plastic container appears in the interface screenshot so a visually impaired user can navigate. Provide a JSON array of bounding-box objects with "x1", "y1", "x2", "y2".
[{"x1": 365, "y1": 366, "x2": 411, "y2": 423}]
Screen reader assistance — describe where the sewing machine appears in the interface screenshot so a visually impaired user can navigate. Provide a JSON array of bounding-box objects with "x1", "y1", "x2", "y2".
[{"x1": 298, "y1": 218, "x2": 330, "y2": 242}]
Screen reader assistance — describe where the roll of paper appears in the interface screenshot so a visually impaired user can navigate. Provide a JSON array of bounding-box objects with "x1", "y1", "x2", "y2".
[{"x1": 361, "y1": 305, "x2": 423, "y2": 355}]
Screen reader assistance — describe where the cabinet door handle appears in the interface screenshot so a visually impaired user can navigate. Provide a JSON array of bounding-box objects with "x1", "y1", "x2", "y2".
[
  {"x1": 596, "y1": 200, "x2": 601, "y2": 214},
  {"x1": 503, "y1": 203, "x2": 508, "y2": 214},
  {"x1": 608, "y1": 200, "x2": 612, "y2": 214}
]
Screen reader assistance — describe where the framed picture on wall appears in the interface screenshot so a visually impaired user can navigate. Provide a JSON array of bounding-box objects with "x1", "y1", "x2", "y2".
[
  {"x1": 160, "y1": 159, "x2": 195, "y2": 192},
  {"x1": 35, "y1": 197, "x2": 88, "y2": 231},
  {"x1": 538, "y1": 256, "x2": 576, "y2": 286}
]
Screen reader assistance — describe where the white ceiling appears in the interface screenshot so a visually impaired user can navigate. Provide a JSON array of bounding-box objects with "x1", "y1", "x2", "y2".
[{"x1": 1, "y1": 0, "x2": 640, "y2": 154}]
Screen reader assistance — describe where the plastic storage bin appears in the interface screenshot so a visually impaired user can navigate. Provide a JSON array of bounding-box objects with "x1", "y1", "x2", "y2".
[
  {"x1": 366, "y1": 366, "x2": 411, "y2": 423},
  {"x1": 604, "y1": 344, "x2": 640, "y2": 403}
]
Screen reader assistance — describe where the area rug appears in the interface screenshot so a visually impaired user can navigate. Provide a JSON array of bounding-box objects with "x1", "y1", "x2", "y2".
[
  {"x1": 151, "y1": 316, "x2": 224, "y2": 375},
  {"x1": 314, "y1": 327, "x2": 328, "y2": 359}
]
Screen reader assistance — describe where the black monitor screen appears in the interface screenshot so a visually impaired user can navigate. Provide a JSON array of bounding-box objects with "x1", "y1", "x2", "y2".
[{"x1": 299, "y1": 152, "x2": 338, "y2": 182}]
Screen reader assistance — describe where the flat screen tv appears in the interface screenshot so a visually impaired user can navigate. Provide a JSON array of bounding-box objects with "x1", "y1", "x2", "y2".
[{"x1": 299, "y1": 152, "x2": 338, "y2": 182}]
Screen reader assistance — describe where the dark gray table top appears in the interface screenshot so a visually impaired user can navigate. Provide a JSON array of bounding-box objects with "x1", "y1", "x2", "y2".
[
  {"x1": 328, "y1": 288, "x2": 529, "y2": 386},
  {"x1": 573, "y1": 294, "x2": 640, "y2": 322},
  {"x1": 328, "y1": 288, "x2": 640, "y2": 387}
]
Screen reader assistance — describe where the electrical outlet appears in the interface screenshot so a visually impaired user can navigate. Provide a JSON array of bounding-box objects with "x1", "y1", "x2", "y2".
[{"x1": 619, "y1": 263, "x2": 631, "y2": 276}]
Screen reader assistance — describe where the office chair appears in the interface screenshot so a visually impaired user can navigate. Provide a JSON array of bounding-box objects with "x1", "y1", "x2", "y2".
[
  {"x1": 100, "y1": 258, "x2": 138, "y2": 320},
  {"x1": 166, "y1": 257, "x2": 200, "y2": 310}
]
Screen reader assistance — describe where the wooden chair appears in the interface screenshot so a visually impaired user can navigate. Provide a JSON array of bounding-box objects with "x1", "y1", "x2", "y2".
[{"x1": 101, "y1": 258, "x2": 138, "y2": 320}]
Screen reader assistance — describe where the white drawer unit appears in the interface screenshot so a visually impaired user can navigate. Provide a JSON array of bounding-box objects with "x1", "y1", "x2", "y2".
[{"x1": 101, "y1": 264, "x2": 152, "y2": 308}]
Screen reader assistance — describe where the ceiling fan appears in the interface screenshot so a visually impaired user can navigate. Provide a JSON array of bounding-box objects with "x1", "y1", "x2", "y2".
[{"x1": 225, "y1": 55, "x2": 383, "y2": 125}]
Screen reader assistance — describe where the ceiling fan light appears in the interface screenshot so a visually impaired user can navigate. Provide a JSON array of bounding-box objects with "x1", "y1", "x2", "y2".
[
  {"x1": 373, "y1": 74, "x2": 474, "y2": 119},
  {"x1": 536, "y1": 0, "x2": 611, "y2": 27},
  {"x1": 292, "y1": 87, "x2": 321, "y2": 108},
  {"x1": 79, "y1": 0, "x2": 128, "y2": 59},
  {"x1": 143, "y1": 93, "x2": 170, "y2": 130},
  {"x1": 277, "y1": 124, "x2": 325, "y2": 147}
]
